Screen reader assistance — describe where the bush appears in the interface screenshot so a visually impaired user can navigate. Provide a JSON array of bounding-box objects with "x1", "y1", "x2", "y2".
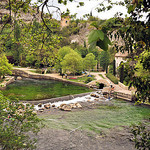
[
  {"x1": 109, "y1": 64, "x2": 113, "y2": 74},
  {"x1": 85, "y1": 77, "x2": 93, "y2": 83},
  {"x1": 106, "y1": 73, "x2": 118, "y2": 84},
  {"x1": 0, "y1": 92, "x2": 43, "y2": 149},
  {"x1": 131, "y1": 123, "x2": 150, "y2": 150}
]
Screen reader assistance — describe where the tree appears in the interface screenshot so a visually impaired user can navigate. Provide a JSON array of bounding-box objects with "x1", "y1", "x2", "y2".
[
  {"x1": 83, "y1": 53, "x2": 97, "y2": 74},
  {"x1": 129, "y1": 49, "x2": 150, "y2": 103},
  {"x1": 93, "y1": 0, "x2": 150, "y2": 103},
  {"x1": 55, "y1": 46, "x2": 74, "y2": 73},
  {"x1": 0, "y1": 91, "x2": 42, "y2": 150},
  {"x1": 0, "y1": 54, "x2": 13, "y2": 79},
  {"x1": 57, "y1": 46, "x2": 74, "y2": 60},
  {"x1": 119, "y1": 61, "x2": 124, "y2": 83},
  {"x1": 100, "y1": 51, "x2": 110, "y2": 73},
  {"x1": 88, "y1": 20, "x2": 111, "y2": 51},
  {"x1": 61, "y1": 51, "x2": 83, "y2": 75},
  {"x1": 113, "y1": 59, "x2": 116, "y2": 76}
]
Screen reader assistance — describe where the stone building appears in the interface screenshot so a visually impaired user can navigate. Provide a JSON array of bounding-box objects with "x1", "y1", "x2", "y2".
[
  {"x1": 115, "y1": 51, "x2": 128, "y2": 68},
  {"x1": 60, "y1": 16, "x2": 70, "y2": 28}
]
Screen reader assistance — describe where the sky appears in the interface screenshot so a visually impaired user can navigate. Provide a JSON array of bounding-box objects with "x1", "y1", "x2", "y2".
[
  {"x1": 31, "y1": 0, "x2": 128, "y2": 20},
  {"x1": 31, "y1": 0, "x2": 147, "y2": 21}
]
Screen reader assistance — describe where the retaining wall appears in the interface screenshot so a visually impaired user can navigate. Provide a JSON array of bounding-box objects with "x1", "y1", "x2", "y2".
[
  {"x1": 12, "y1": 69, "x2": 90, "y2": 88},
  {"x1": 0, "y1": 77, "x2": 15, "y2": 90},
  {"x1": 21, "y1": 92, "x2": 92, "y2": 105}
]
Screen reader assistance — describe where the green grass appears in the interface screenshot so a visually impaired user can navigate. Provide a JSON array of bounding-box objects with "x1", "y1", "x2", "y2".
[
  {"x1": 67, "y1": 75, "x2": 95, "y2": 84},
  {"x1": 2, "y1": 78, "x2": 92, "y2": 101},
  {"x1": 106, "y1": 73, "x2": 118, "y2": 84},
  {"x1": 99, "y1": 74, "x2": 105, "y2": 79},
  {"x1": 40, "y1": 99, "x2": 150, "y2": 135}
]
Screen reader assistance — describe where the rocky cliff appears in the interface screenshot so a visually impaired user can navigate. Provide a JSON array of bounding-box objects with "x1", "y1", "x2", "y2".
[{"x1": 0, "y1": 0, "x2": 41, "y2": 24}]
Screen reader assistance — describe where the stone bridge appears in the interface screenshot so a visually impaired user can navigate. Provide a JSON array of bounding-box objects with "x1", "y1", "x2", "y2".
[{"x1": 87, "y1": 79, "x2": 110, "y2": 87}]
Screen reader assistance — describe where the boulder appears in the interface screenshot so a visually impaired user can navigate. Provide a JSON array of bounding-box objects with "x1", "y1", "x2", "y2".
[
  {"x1": 90, "y1": 93, "x2": 96, "y2": 97},
  {"x1": 69, "y1": 103, "x2": 77, "y2": 108},
  {"x1": 58, "y1": 103, "x2": 72, "y2": 111},
  {"x1": 75, "y1": 103, "x2": 82, "y2": 108},
  {"x1": 60, "y1": 104, "x2": 71, "y2": 111},
  {"x1": 32, "y1": 111, "x2": 37, "y2": 114},
  {"x1": 95, "y1": 95, "x2": 99, "y2": 98},
  {"x1": 87, "y1": 100, "x2": 91, "y2": 102},
  {"x1": 44, "y1": 104, "x2": 51, "y2": 109},
  {"x1": 94, "y1": 99, "x2": 99, "y2": 101},
  {"x1": 39, "y1": 108, "x2": 44, "y2": 112},
  {"x1": 63, "y1": 105, "x2": 71, "y2": 111},
  {"x1": 60, "y1": 103, "x2": 66, "y2": 108},
  {"x1": 17, "y1": 76, "x2": 22, "y2": 80},
  {"x1": 52, "y1": 104, "x2": 55, "y2": 107},
  {"x1": 38, "y1": 103, "x2": 42, "y2": 107}
]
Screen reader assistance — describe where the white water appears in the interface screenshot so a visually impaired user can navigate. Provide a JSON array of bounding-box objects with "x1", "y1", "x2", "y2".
[{"x1": 34, "y1": 90, "x2": 112, "y2": 110}]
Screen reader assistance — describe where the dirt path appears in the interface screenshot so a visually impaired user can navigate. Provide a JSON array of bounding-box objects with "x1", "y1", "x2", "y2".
[{"x1": 90, "y1": 72, "x2": 133, "y2": 95}]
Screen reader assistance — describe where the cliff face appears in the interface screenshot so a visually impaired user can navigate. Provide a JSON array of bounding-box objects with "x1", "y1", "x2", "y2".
[
  {"x1": 0, "y1": 0, "x2": 41, "y2": 24},
  {"x1": 70, "y1": 23, "x2": 92, "y2": 46}
]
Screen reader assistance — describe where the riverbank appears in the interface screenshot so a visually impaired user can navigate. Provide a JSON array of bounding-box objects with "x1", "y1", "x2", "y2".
[{"x1": 12, "y1": 67, "x2": 135, "y2": 102}]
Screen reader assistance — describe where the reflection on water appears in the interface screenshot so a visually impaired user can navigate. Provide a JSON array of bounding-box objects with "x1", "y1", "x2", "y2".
[{"x1": 3, "y1": 78, "x2": 92, "y2": 100}]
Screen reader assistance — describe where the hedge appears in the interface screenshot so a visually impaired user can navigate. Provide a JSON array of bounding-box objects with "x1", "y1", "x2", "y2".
[{"x1": 106, "y1": 73, "x2": 118, "y2": 84}]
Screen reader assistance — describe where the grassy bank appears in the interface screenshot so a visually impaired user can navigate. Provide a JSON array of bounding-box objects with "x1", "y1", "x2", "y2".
[
  {"x1": 67, "y1": 75, "x2": 95, "y2": 84},
  {"x1": 2, "y1": 78, "x2": 92, "y2": 101},
  {"x1": 40, "y1": 99, "x2": 150, "y2": 135}
]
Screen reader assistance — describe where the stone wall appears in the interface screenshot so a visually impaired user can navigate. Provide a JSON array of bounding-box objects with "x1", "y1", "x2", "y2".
[
  {"x1": 21, "y1": 92, "x2": 92, "y2": 105},
  {"x1": 118, "y1": 82, "x2": 135, "y2": 91},
  {"x1": 0, "y1": 76, "x2": 15, "y2": 90},
  {"x1": 12, "y1": 69, "x2": 90, "y2": 88}
]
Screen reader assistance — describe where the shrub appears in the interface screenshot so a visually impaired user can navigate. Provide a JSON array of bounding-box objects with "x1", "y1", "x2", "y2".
[
  {"x1": 0, "y1": 92, "x2": 43, "y2": 149},
  {"x1": 85, "y1": 77, "x2": 93, "y2": 83},
  {"x1": 131, "y1": 123, "x2": 150, "y2": 150},
  {"x1": 109, "y1": 64, "x2": 113, "y2": 74},
  {"x1": 106, "y1": 73, "x2": 118, "y2": 84}
]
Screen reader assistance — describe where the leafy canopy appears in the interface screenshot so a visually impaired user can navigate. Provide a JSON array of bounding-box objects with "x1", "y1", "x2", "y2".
[
  {"x1": 61, "y1": 51, "x2": 83, "y2": 75},
  {"x1": 0, "y1": 91, "x2": 43, "y2": 150},
  {"x1": 0, "y1": 54, "x2": 13, "y2": 78}
]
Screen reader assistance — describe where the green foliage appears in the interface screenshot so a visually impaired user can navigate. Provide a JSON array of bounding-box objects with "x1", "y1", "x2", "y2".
[
  {"x1": 129, "y1": 49, "x2": 150, "y2": 103},
  {"x1": 55, "y1": 46, "x2": 74, "y2": 72},
  {"x1": 100, "y1": 51, "x2": 110, "y2": 72},
  {"x1": 106, "y1": 73, "x2": 118, "y2": 84},
  {"x1": 84, "y1": 77, "x2": 93, "y2": 83},
  {"x1": 131, "y1": 123, "x2": 150, "y2": 150},
  {"x1": 88, "y1": 30, "x2": 104, "y2": 44},
  {"x1": 140, "y1": 50, "x2": 150, "y2": 72},
  {"x1": 58, "y1": 46, "x2": 74, "y2": 60},
  {"x1": 0, "y1": 54, "x2": 13, "y2": 78},
  {"x1": 88, "y1": 20, "x2": 111, "y2": 51},
  {"x1": 0, "y1": 91, "x2": 42, "y2": 150},
  {"x1": 99, "y1": 74, "x2": 105, "y2": 79},
  {"x1": 74, "y1": 46, "x2": 88, "y2": 58},
  {"x1": 109, "y1": 64, "x2": 113, "y2": 74},
  {"x1": 14, "y1": 21, "x2": 21, "y2": 41},
  {"x1": 61, "y1": 51, "x2": 83, "y2": 75},
  {"x1": 113, "y1": 60, "x2": 116, "y2": 76},
  {"x1": 119, "y1": 62, "x2": 124, "y2": 83},
  {"x1": 83, "y1": 53, "x2": 97, "y2": 73}
]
